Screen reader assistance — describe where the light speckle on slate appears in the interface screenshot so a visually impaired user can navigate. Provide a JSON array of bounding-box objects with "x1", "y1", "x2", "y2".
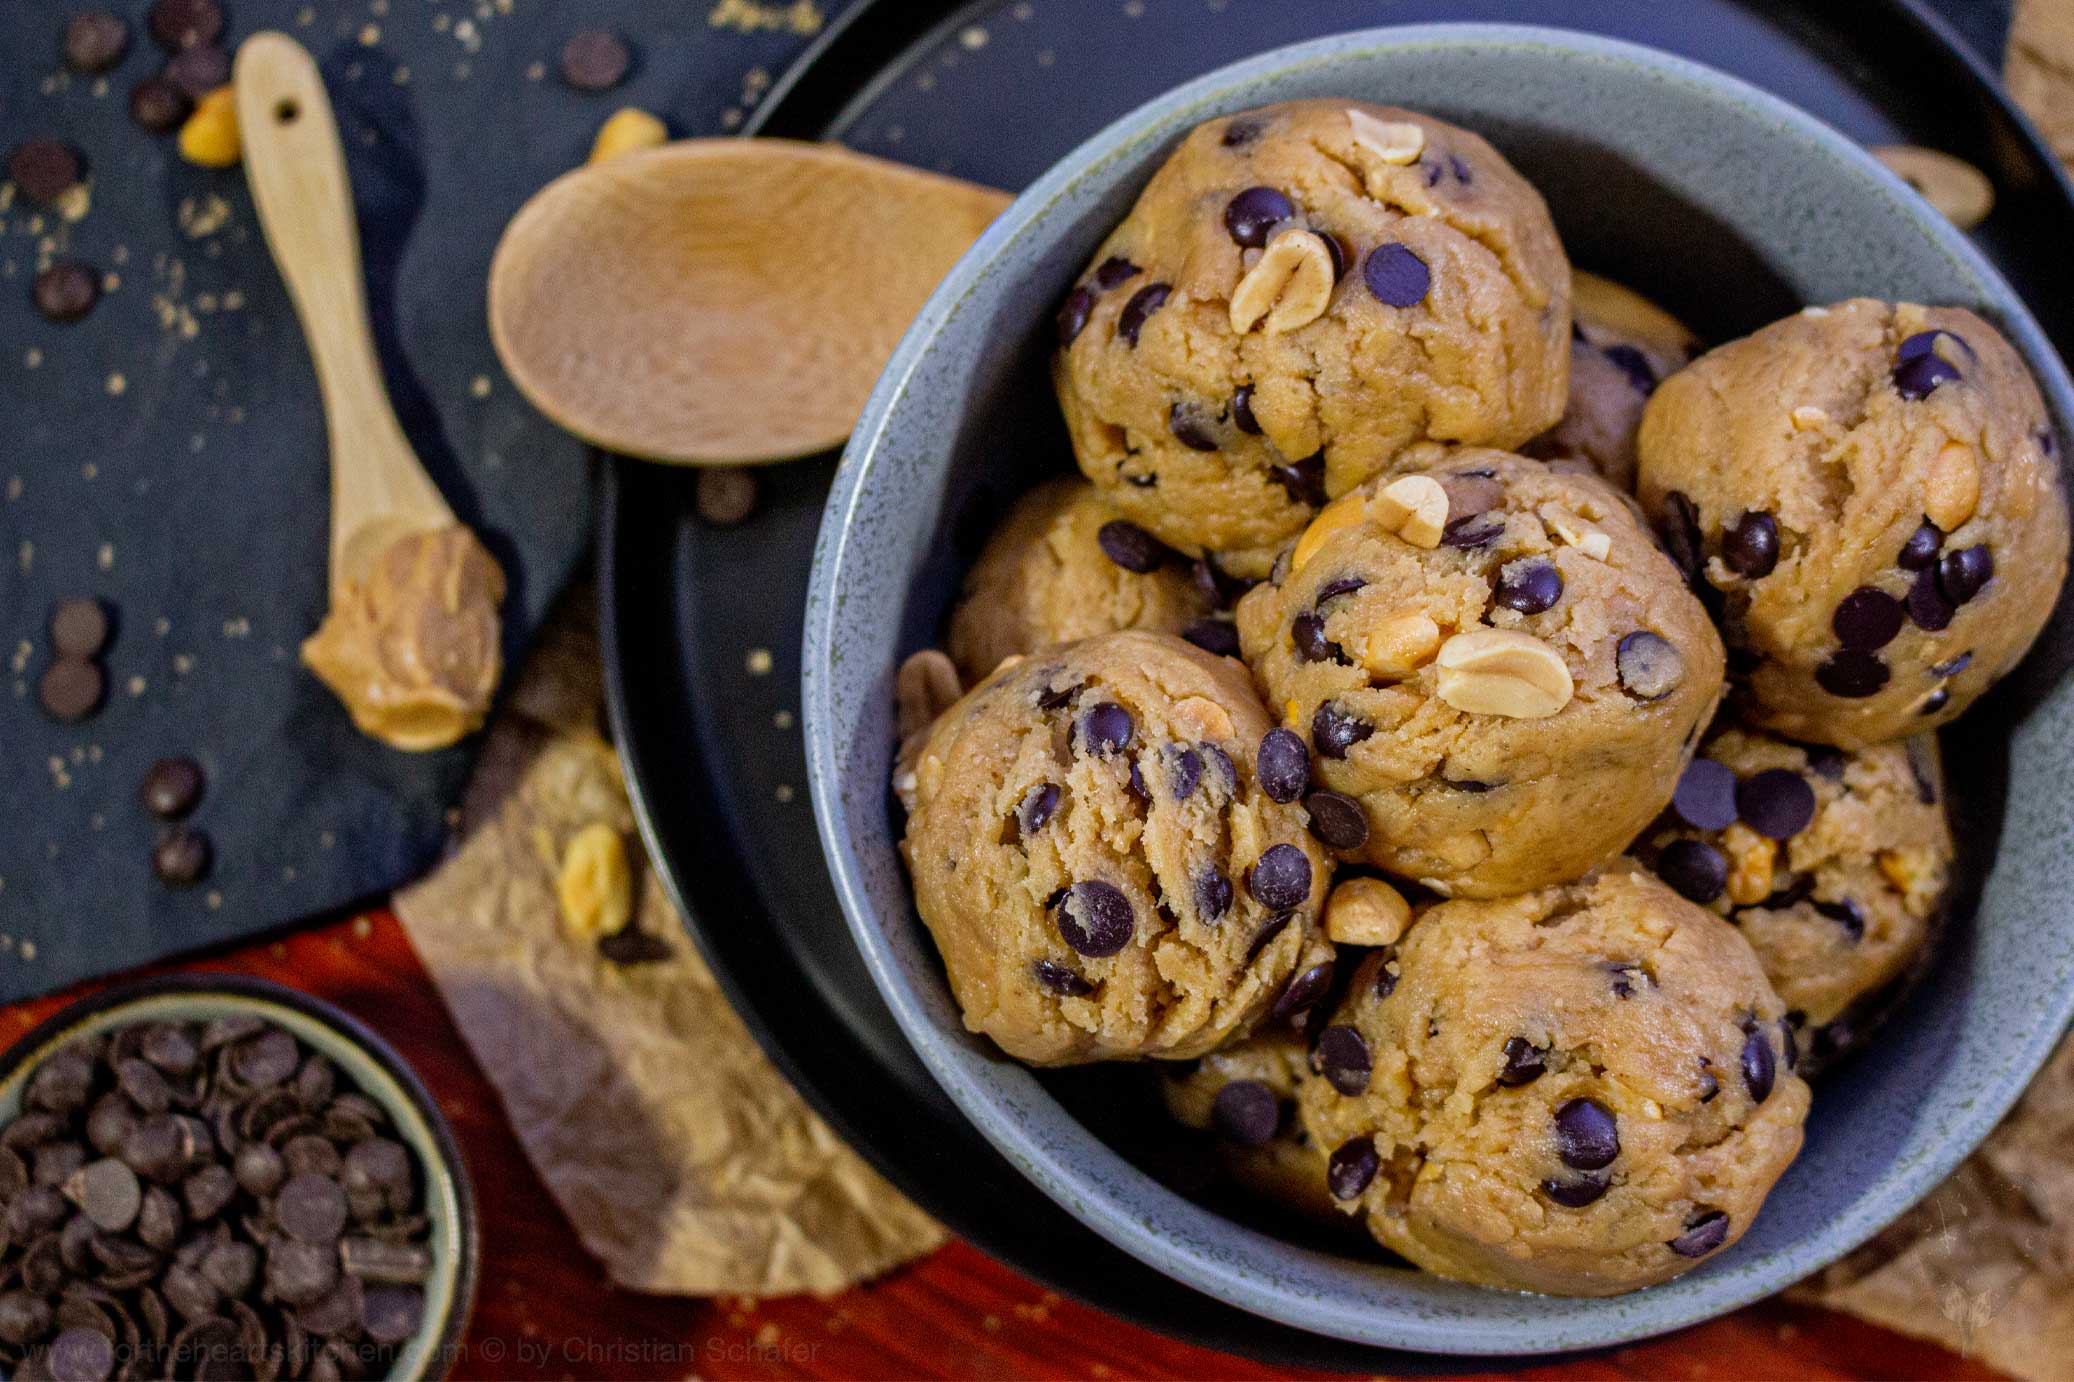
[{"x1": 746, "y1": 648, "x2": 773, "y2": 676}]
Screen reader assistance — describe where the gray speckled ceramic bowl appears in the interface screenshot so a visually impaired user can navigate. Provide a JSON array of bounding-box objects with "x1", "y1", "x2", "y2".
[{"x1": 804, "y1": 24, "x2": 2074, "y2": 1354}]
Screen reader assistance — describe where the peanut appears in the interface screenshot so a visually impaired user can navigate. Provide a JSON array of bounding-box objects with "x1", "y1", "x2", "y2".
[
  {"x1": 589, "y1": 107, "x2": 669, "y2": 164},
  {"x1": 557, "y1": 823, "x2": 634, "y2": 941},
  {"x1": 1229, "y1": 228, "x2": 1335, "y2": 335},
  {"x1": 1872, "y1": 145, "x2": 1994, "y2": 230},
  {"x1": 1723, "y1": 823, "x2": 1777, "y2": 906},
  {"x1": 177, "y1": 86, "x2": 240, "y2": 169},
  {"x1": 1549, "y1": 514, "x2": 1611, "y2": 561},
  {"x1": 1924, "y1": 441, "x2": 1980, "y2": 531},
  {"x1": 1878, "y1": 846, "x2": 1947, "y2": 915},
  {"x1": 1374, "y1": 474, "x2": 1448, "y2": 548},
  {"x1": 896, "y1": 649, "x2": 962, "y2": 742},
  {"x1": 1790, "y1": 405, "x2": 1829, "y2": 431},
  {"x1": 1325, "y1": 877, "x2": 1412, "y2": 946},
  {"x1": 1346, "y1": 108, "x2": 1425, "y2": 166},
  {"x1": 1290, "y1": 492, "x2": 1368, "y2": 574},
  {"x1": 1434, "y1": 629, "x2": 1573, "y2": 718},
  {"x1": 1359, "y1": 611, "x2": 1441, "y2": 679}
]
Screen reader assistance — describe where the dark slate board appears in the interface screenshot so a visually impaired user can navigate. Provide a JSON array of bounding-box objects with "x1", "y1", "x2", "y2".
[{"x1": 0, "y1": 0, "x2": 860, "y2": 1001}]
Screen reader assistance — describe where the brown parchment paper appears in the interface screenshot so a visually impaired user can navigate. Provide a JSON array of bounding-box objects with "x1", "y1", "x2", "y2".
[
  {"x1": 1793, "y1": 12, "x2": 2074, "y2": 1377},
  {"x1": 393, "y1": 599, "x2": 944, "y2": 1297}
]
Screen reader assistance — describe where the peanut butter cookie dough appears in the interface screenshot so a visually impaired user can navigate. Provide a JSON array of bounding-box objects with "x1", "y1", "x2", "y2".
[
  {"x1": 1297, "y1": 865, "x2": 1809, "y2": 1296},
  {"x1": 1527, "y1": 271, "x2": 1700, "y2": 489},
  {"x1": 946, "y1": 477, "x2": 1221, "y2": 685},
  {"x1": 1159, "y1": 1028, "x2": 1344, "y2": 1228},
  {"x1": 1636, "y1": 299, "x2": 2069, "y2": 748},
  {"x1": 1234, "y1": 448, "x2": 1724, "y2": 898},
  {"x1": 900, "y1": 631, "x2": 1333, "y2": 1065},
  {"x1": 1642, "y1": 725, "x2": 1952, "y2": 1065},
  {"x1": 1053, "y1": 100, "x2": 1571, "y2": 578}
]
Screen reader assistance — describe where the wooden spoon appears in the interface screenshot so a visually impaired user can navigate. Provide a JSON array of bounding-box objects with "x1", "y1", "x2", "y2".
[
  {"x1": 488, "y1": 140, "x2": 1013, "y2": 465},
  {"x1": 234, "y1": 32, "x2": 457, "y2": 593}
]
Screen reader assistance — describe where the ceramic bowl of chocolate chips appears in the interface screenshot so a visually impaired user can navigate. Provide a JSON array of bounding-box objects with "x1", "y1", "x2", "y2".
[{"x1": 0, "y1": 976, "x2": 476, "y2": 1380}]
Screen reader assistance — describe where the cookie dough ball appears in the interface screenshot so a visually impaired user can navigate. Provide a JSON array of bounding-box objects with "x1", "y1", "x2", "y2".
[
  {"x1": 1526, "y1": 271, "x2": 1700, "y2": 489},
  {"x1": 1642, "y1": 725, "x2": 1952, "y2": 1064},
  {"x1": 902, "y1": 631, "x2": 1334, "y2": 1065},
  {"x1": 1053, "y1": 100, "x2": 1571, "y2": 578},
  {"x1": 1637, "y1": 299, "x2": 2069, "y2": 749},
  {"x1": 1159, "y1": 1029, "x2": 1344, "y2": 1228},
  {"x1": 1298, "y1": 865, "x2": 1810, "y2": 1296},
  {"x1": 1234, "y1": 449, "x2": 1724, "y2": 898},
  {"x1": 946, "y1": 477, "x2": 1222, "y2": 685}
]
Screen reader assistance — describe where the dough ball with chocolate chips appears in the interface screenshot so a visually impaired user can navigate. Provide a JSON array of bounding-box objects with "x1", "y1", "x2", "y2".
[
  {"x1": 1158, "y1": 1028, "x2": 1348, "y2": 1229},
  {"x1": 1052, "y1": 100, "x2": 1571, "y2": 579},
  {"x1": 1642, "y1": 724, "x2": 1952, "y2": 1069},
  {"x1": 1297, "y1": 864, "x2": 1809, "y2": 1296},
  {"x1": 946, "y1": 477, "x2": 1223, "y2": 685},
  {"x1": 900, "y1": 631, "x2": 1333, "y2": 1065},
  {"x1": 1526, "y1": 271, "x2": 1700, "y2": 490},
  {"x1": 1636, "y1": 299, "x2": 2069, "y2": 748},
  {"x1": 1234, "y1": 448, "x2": 1724, "y2": 898}
]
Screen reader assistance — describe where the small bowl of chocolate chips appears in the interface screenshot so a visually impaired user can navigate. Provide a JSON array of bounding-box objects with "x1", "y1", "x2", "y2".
[{"x1": 0, "y1": 976, "x2": 477, "y2": 1380}]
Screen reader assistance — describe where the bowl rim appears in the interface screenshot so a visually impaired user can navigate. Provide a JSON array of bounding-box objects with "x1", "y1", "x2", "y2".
[
  {"x1": 0, "y1": 973, "x2": 481, "y2": 1380},
  {"x1": 806, "y1": 20, "x2": 2074, "y2": 1354}
]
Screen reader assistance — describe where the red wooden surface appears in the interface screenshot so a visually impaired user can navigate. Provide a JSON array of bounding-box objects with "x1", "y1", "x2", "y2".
[{"x1": 0, "y1": 910, "x2": 2007, "y2": 1381}]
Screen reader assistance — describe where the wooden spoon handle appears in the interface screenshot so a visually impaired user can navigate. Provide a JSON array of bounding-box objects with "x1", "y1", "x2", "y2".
[{"x1": 234, "y1": 33, "x2": 449, "y2": 586}]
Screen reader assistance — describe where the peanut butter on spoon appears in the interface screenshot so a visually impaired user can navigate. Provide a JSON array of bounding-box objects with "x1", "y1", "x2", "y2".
[{"x1": 236, "y1": 34, "x2": 504, "y2": 749}]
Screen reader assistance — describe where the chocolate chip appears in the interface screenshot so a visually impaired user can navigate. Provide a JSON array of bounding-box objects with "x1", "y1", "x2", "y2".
[
  {"x1": 140, "y1": 756, "x2": 206, "y2": 821},
  {"x1": 1327, "y1": 1137, "x2": 1378, "y2": 1200},
  {"x1": 599, "y1": 929, "x2": 673, "y2": 966},
  {"x1": 1658, "y1": 491, "x2": 1704, "y2": 579},
  {"x1": 0, "y1": 1291, "x2": 52, "y2": 1347},
  {"x1": 1256, "y1": 728, "x2": 1308, "y2": 802},
  {"x1": 63, "y1": 1157, "x2": 141, "y2": 1233},
  {"x1": 1054, "y1": 881, "x2": 1133, "y2": 957},
  {"x1": 695, "y1": 467, "x2": 757, "y2": 526},
  {"x1": 1669, "y1": 1210, "x2": 1730, "y2": 1257},
  {"x1": 65, "y1": 12, "x2": 132, "y2": 73},
  {"x1": 1906, "y1": 567, "x2": 1954, "y2": 631},
  {"x1": 183, "y1": 1162, "x2": 235, "y2": 1219},
  {"x1": 1168, "y1": 401, "x2": 1221, "y2": 452},
  {"x1": 1224, "y1": 186, "x2": 1295, "y2": 248},
  {"x1": 1270, "y1": 960, "x2": 1332, "y2": 1019},
  {"x1": 1221, "y1": 118, "x2": 1263, "y2": 148},
  {"x1": 1894, "y1": 351, "x2": 1960, "y2": 400},
  {"x1": 1737, "y1": 768, "x2": 1816, "y2": 840},
  {"x1": 1833, "y1": 587, "x2": 1904, "y2": 651},
  {"x1": 10, "y1": 139, "x2": 83, "y2": 205},
  {"x1": 1938, "y1": 544, "x2": 1993, "y2": 605},
  {"x1": 1078, "y1": 702, "x2": 1133, "y2": 755},
  {"x1": 39, "y1": 657, "x2": 105, "y2": 722},
  {"x1": 1193, "y1": 868, "x2": 1233, "y2": 921},
  {"x1": 1316, "y1": 1026, "x2": 1372, "y2": 1095},
  {"x1": 1247, "y1": 912, "x2": 1292, "y2": 962},
  {"x1": 1542, "y1": 1172, "x2": 1609, "y2": 1208},
  {"x1": 1303, "y1": 789, "x2": 1368, "y2": 851},
  {"x1": 1898, "y1": 520, "x2": 1943, "y2": 570},
  {"x1": 1439, "y1": 515, "x2": 1503, "y2": 549},
  {"x1": 128, "y1": 76, "x2": 190, "y2": 131},
  {"x1": 152, "y1": 825, "x2": 211, "y2": 888},
  {"x1": 1494, "y1": 559, "x2": 1562, "y2": 614},
  {"x1": 560, "y1": 29, "x2": 631, "y2": 90},
  {"x1": 50, "y1": 596, "x2": 110, "y2": 657},
  {"x1": 1116, "y1": 283, "x2": 1170, "y2": 347},
  {"x1": 1779, "y1": 1018, "x2": 1799, "y2": 1072},
  {"x1": 1919, "y1": 687, "x2": 1951, "y2": 717},
  {"x1": 1310, "y1": 702, "x2": 1372, "y2": 759},
  {"x1": 1248, "y1": 844, "x2": 1312, "y2": 910},
  {"x1": 1181, "y1": 618, "x2": 1240, "y2": 658},
  {"x1": 1657, "y1": 838, "x2": 1727, "y2": 905},
  {"x1": 49, "y1": 1328, "x2": 115, "y2": 1381},
  {"x1": 1742, "y1": 1026, "x2": 1776, "y2": 1103},
  {"x1": 1210, "y1": 1080, "x2": 1280, "y2": 1145},
  {"x1": 1161, "y1": 745, "x2": 1202, "y2": 801},
  {"x1": 1201, "y1": 744, "x2": 1238, "y2": 793},
  {"x1": 1319, "y1": 230, "x2": 1350, "y2": 280},
  {"x1": 1055, "y1": 286, "x2": 1095, "y2": 346},
  {"x1": 267, "y1": 1234, "x2": 338, "y2": 1306},
  {"x1": 1931, "y1": 651, "x2": 1972, "y2": 677},
  {"x1": 163, "y1": 41, "x2": 229, "y2": 98},
  {"x1": 1907, "y1": 737, "x2": 1940, "y2": 803},
  {"x1": 1362, "y1": 243, "x2": 1430, "y2": 307},
  {"x1": 232, "y1": 1029, "x2": 298, "y2": 1088},
  {"x1": 1616, "y1": 630, "x2": 1683, "y2": 700},
  {"x1": 1816, "y1": 650, "x2": 1889, "y2": 699},
  {"x1": 1602, "y1": 343, "x2": 1657, "y2": 395},
  {"x1": 1674, "y1": 758, "x2": 1739, "y2": 831},
  {"x1": 1014, "y1": 783, "x2": 1059, "y2": 841},
  {"x1": 341, "y1": 1237, "x2": 432, "y2": 1285},
  {"x1": 1270, "y1": 454, "x2": 1327, "y2": 508},
  {"x1": 1231, "y1": 384, "x2": 1260, "y2": 434},
  {"x1": 1096, "y1": 519, "x2": 1166, "y2": 573},
  {"x1": 278, "y1": 1173, "x2": 348, "y2": 1244},
  {"x1": 1496, "y1": 1037, "x2": 1544, "y2": 1087},
  {"x1": 362, "y1": 1286, "x2": 426, "y2": 1346},
  {"x1": 1552, "y1": 1098, "x2": 1619, "y2": 1170},
  {"x1": 1814, "y1": 898, "x2": 1865, "y2": 940},
  {"x1": 1089, "y1": 256, "x2": 1139, "y2": 292},
  {"x1": 34, "y1": 260, "x2": 100, "y2": 324},
  {"x1": 148, "y1": 0, "x2": 221, "y2": 51},
  {"x1": 1290, "y1": 612, "x2": 1341, "y2": 664}
]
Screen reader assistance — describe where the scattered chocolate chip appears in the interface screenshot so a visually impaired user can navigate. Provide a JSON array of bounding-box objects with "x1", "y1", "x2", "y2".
[
  {"x1": 128, "y1": 76, "x2": 191, "y2": 132},
  {"x1": 148, "y1": 0, "x2": 221, "y2": 51},
  {"x1": 1362, "y1": 243, "x2": 1430, "y2": 308},
  {"x1": 1210, "y1": 1080, "x2": 1279, "y2": 1146},
  {"x1": 598, "y1": 928, "x2": 673, "y2": 966},
  {"x1": 1742, "y1": 1026, "x2": 1777, "y2": 1103},
  {"x1": 1669, "y1": 1209, "x2": 1730, "y2": 1257},
  {"x1": 150, "y1": 824, "x2": 212, "y2": 888},
  {"x1": 1493, "y1": 559, "x2": 1561, "y2": 614},
  {"x1": 1270, "y1": 454, "x2": 1327, "y2": 508},
  {"x1": 1372, "y1": 957, "x2": 1398, "y2": 1000},
  {"x1": 1542, "y1": 1172, "x2": 1609, "y2": 1208},
  {"x1": 1439, "y1": 515, "x2": 1503, "y2": 549},
  {"x1": 1085, "y1": 258, "x2": 1138, "y2": 294},
  {"x1": 140, "y1": 756, "x2": 205, "y2": 820},
  {"x1": 1270, "y1": 960, "x2": 1332, "y2": 1019},
  {"x1": 1919, "y1": 688, "x2": 1950, "y2": 714},
  {"x1": 1256, "y1": 728, "x2": 1309, "y2": 802},
  {"x1": 1327, "y1": 1136, "x2": 1378, "y2": 1200},
  {"x1": 10, "y1": 140, "x2": 83, "y2": 205},
  {"x1": 560, "y1": 29, "x2": 631, "y2": 90},
  {"x1": 695, "y1": 467, "x2": 758, "y2": 526},
  {"x1": 1553, "y1": 1098, "x2": 1619, "y2": 1170},
  {"x1": 49, "y1": 1327, "x2": 115, "y2": 1381},
  {"x1": 1096, "y1": 519, "x2": 1166, "y2": 573},
  {"x1": 1657, "y1": 491, "x2": 1703, "y2": 579},
  {"x1": 1816, "y1": 650, "x2": 1889, "y2": 699},
  {"x1": 1231, "y1": 384, "x2": 1261, "y2": 434},
  {"x1": 1736, "y1": 769, "x2": 1816, "y2": 840},
  {"x1": 1893, "y1": 350, "x2": 1960, "y2": 400},
  {"x1": 1673, "y1": 758, "x2": 1739, "y2": 831},
  {"x1": 163, "y1": 42, "x2": 229, "y2": 98},
  {"x1": 1167, "y1": 401, "x2": 1221, "y2": 451},
  {"x1": 1657, "y1": 838, "x2": 1727, "y2": 905},
  {"x1": 1814, "y1": 898, "x2": 1865, "y2": 941},
  {"x1": 1898, "y1": 521, "x2": 1943, "y2": 570},
  {"x1": 1224, "y1": 186, "x2": 1295, "y2": 248},
  {"x1": 1310, "y1": 702, "x2": 1372, "y2": 760},
  {"x1": 1616, "y1": 631, "x2": 1684, "y2": 700},
  {"x1": 40, "y1": 658, "x2": 105, "y2": 722},
  {"x1": 1833, "y1": 587, "x2": 1904, "y2": 651},
  {"x1": 1246, "y1": 912, "x2": 1292, "y2": 962},
  {"x1": 64, "y1": 12, "x2": 131, "y2": 74},
  {"x1": 1906, "y1": 566, "x2": 1954, "y2": 631},
  {"x1": 1248, "y1": 844, "x2": 1312, "y2": 910},
  {"x1": 1303, "y1": 789, "x2": 1368, "y2": 851},
  {"x1": 49, "y1": 597, "x2": 110, "y2": 657},
  {"x1": 1078, "y1": 702, "x2": 1133, "y2": 755},
  {"x1": 1221, "y1": 118, "x2": 1263, "y2": 148},
  {"x1": 1931, "y1": 651, "x2": 1972, "y2": 677},
  {"x1": 1116, "y1": 283, "x2": 1170, "y2": 347},
  {"x1": 1290, "y1": 612, "x2": 1341, "y2": 664},
  {"x1": 1180, "y1": 618, "x2": 1240, "y2": 658},
  {"x1": 1496, "y1": 1037, "x2": 1544, "y2": 1087},
  {"x1": 1055, "y1": 286, "x2": 1095, "y2": 346},
  {"x1": 1938, "y1": 544, "x2": 1993, "y2": 606},
  {"x1": 34, "y1": 261, "x2": 100, "y2": 324},
  {"x1": 1054, "y1": 881, "x2": 1133, "y2": 957},
  {"x1": 1602, "y1": 343, "x2": 1657, "y2": 395},
  {"x1": 1316, "y1": 1026, "x2": 1372, "y2": 1095}
]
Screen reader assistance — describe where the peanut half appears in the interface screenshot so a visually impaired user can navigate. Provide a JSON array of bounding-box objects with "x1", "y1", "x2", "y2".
[
  {"x1": 1229, "y1": 228, "x2": 1335, "y2": 335},
  {"x1": 1722, "y1": 822, "x2": 1776, "y2": 906},
  {"x1": 1374, "y1": 474, "x2": 1448, "y2": 548},
  {"x1": 589, "y1": 107, "x2": 669, "y2": 164},
  {"x1": 1346, "y1": 108, "x2": 1426, "y2": 167},
  {"x1": 1325, "y1": 877, "x2": 1412, "y2": 946},
  {"x1": 558, "y1": 823, "x2": 634, "y2": 941},
  {"x1": 1434, "y1": 628, "x2": 1573, "y2": 718},
  {"x1": 1291, "y1": 492, "x2": 1368, "y2": 575},
  {"x1": 1924, "y1": 441, "x2": 1980, "y2": 532},
  {"x1": 1359, "y1": 611, "x2": 1441, "y2": 680}
]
